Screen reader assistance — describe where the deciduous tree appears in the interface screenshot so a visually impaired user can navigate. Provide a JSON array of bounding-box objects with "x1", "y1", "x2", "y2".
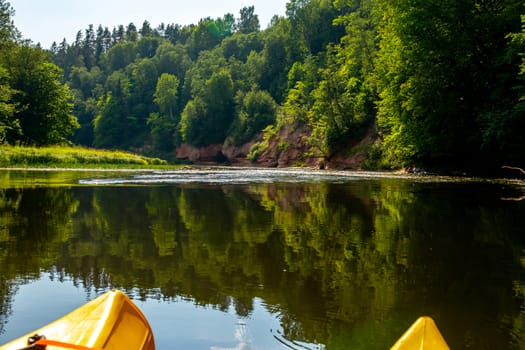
[
  {"x1": 148, "y1": 73, "x2": 180, "y2": 151},
  {"x1": 237, "y1": 6, "x2": 260, "y2": 34},
  {"x1": 230, "y1": 88, "x2": 277, "y2": 145},
  {"x1": 181, "y1": 69, "x2": 234, "y2": 146},
  {"x1": 0, "y1": 65, "x2": 18, "y2": 142},
  {"x1": 5, "y1": 45, "x2": 78, "y2": 145}
]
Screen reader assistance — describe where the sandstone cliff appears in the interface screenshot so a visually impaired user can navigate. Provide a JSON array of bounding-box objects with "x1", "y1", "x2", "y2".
[{"x1": 175, "y1": 124, "x2": 376, "y2": 169}]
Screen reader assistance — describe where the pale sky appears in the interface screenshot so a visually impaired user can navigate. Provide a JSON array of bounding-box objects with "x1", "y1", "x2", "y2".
[{"x1": 8, "y1": 0, "x2": 289, "y2": 48}]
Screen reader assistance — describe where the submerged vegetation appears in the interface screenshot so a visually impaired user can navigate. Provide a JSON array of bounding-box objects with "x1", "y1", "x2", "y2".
[{"x1": 0, "y1": 145, "x2": 167, "y2": 167}]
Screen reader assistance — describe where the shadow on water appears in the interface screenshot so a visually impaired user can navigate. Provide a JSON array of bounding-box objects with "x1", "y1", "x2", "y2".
[{"x1": 0, "y1": 169, "x2": 524, "y2": 349}]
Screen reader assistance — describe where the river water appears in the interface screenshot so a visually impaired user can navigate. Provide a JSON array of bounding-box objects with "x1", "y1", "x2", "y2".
[{"x1": 0, "y1": 168, "x2": 524, "y2": 349}]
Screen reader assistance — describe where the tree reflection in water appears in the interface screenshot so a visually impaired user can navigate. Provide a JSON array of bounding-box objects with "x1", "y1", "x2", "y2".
[{"x1": 0, "y1": 170, "x2": 524, "y2": 349}]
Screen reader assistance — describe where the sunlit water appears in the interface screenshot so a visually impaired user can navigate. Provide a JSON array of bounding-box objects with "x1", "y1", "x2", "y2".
[
  {"x1": 77, "y1": 167, "x2": 409, "y2": 185},
  {"x1": 4, "y1": 277, "x2": 297, "y2": 350},
  {"x1": 0, "y1": 169, "x2": 524, "y2": 349}
]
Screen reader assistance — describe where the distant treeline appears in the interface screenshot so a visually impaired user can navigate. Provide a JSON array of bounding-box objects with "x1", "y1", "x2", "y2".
[{"x1": 1, "y1": 0, "x2": 524, "y2": 171}]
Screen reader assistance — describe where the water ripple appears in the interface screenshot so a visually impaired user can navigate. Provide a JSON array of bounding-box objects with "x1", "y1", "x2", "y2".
[
  {"x1": 76, "y1": 167, "x2": 523, "y2": 186},
  {"x1": 78, "y1": 168, "x2": 377, "y2": 185}
]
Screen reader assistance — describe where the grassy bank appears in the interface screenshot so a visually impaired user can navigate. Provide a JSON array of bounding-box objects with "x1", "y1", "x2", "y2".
[{"x1": 0, "y1": 145, "x2": 168, "y2": 168}]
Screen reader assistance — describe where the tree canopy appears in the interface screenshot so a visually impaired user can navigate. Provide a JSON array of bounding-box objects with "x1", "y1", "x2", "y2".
[
  {"x1": 0, "y1": 0, "x2": 78, "y2": 145},
  {"x1": 2, "y1": 0, "x2": 524, "y2": 171}
]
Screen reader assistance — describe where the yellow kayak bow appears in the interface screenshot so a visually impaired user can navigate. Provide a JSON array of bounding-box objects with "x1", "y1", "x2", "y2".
[
  {"x1": 0, "y1": 290, "x2": 155, "y2": 350},
  {"x1": 391, "y1": 316, "x2": 450, "y2": 350}
]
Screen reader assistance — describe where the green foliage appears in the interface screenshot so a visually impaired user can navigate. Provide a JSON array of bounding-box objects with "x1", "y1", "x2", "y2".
[
  {"x1": 153, "y1": 73, "x2": 180, "y2": 115},
  {"x1": 183, "y1": 50, "x2": 225, "y2": 99},
  {"x1": 136, "y1": 36, "x2": 160, "y2": 58},
  {"x1": 220, "y1": 32, "x2": 263, "y2": 62},
  {"x1": 179, "y1": 98, "x2": 208, "y2": 146},
  {"x1": 39, "y1": 1, "x2": 345, "y2": 159},
  {"x1": 277, "y1": 0, "x2": 378, "y2": 159},
  {"x1": 0, "y1": 65, "x2": 18, "y2": 143},
  {"x1": 181, "y1": 69, "x2": 235, "y2": 146},
  {"x1": 129, "y1": 58, "x2": 159, "y2": 128},
  {"x1": 237, "y1": 6, "x2": 260, "y2": 34},
  {"x1": 28, "y1": 62, "x2": 78, "y2": 145},
  {"x1": 154, "y1": 41, "x2": 192, "y2": 79},
  {"x1": 360, "y1": 141, "x2": 394, "y2": 170},
  {"x1": 246, "y1": 142, "x2": 263, "y2": 162},
  {"x1": 0, "y1": 0, "x2": 18, "y2": 46},
  {"x1": 3, "y1": 45, "x2": 78, "y2": 145},
  {"x1": 0, "y1": 3, "x2": 79, "y2": 146},
  {"x1": 518, "y1": 22, "x2": 525, "y2": 115},
  {"x1": 517, "y1": 14, "x2": 525, "y2": 96},
  {"x1": 0, "y1": 145, "x2": 167, "y2": 167},
  {"x1": 374, "y1": 0, "x2": 524, "y2": 168},
  {"x1": 247, "y1": 124, "x2": 278, "y2": 162},
  {"x1": 286, "y1": 0, "x2": 344, "y2": 55},
  {"x1": 148, "y1": 73, "x2": 180, "y2": 151},
  {"x1": 477, "y1": 11, "x2": 525, "y2": 165},
  {"x1": 68, "y1": 66, "x2": 104, "y2": 145},
  {"x1": 186, "y1": 15, "x2": 235, "y2": 60},
  {"x1": 230, "y1": 88, "x2": 277, "y2": 145},
  {"x1": 0, "y1": 0, "x2": 518, "y2": 170},
  {"x1": 102, "y1": 41, "x2": 137, "y2": 71},
  {"x1": 0, "y1": 2, "x2": 19, "y2": 143},
  {"x1": 260, "y1": 25, "x2": 293, "y2": 103},
  {"x1": 283, "y1": 57, "x2": 319, "y2": 124},
  {"x1": 93, "y1": 71, "x2": 132, "y2": 148}
]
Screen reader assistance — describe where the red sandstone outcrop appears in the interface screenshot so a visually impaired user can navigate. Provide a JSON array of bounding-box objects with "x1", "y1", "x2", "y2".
[{"x1": 174, "y1": 124, "x2": 376, "y2": 169}]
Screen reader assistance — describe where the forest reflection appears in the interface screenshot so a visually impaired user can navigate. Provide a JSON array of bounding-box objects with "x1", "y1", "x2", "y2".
[{"x1": 0, "y1": 172, "x2": 524, "y2": 349}]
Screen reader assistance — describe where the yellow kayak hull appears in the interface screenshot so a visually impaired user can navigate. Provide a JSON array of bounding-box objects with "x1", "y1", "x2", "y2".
[
  {"x1": 0, "y1": 290, "x2": 155, "y2": 350},
  {"x1": 391, "y1": 316, "x2": 450, "y2": 350}
]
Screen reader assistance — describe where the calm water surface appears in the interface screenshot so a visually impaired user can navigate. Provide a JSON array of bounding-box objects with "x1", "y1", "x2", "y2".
[{"x1": 0, "y1": 168, "x2": 524, "y2": 350}]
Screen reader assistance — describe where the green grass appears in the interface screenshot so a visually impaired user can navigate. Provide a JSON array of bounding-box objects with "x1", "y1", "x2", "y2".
[{"x1": 0, "y1": 145, "x2": 169, "y2": 168}]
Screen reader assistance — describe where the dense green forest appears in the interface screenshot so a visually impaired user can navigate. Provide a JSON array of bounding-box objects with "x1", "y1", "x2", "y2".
[{"x1": 1, "y1": 0, "x2": 524, "y2": 172}]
